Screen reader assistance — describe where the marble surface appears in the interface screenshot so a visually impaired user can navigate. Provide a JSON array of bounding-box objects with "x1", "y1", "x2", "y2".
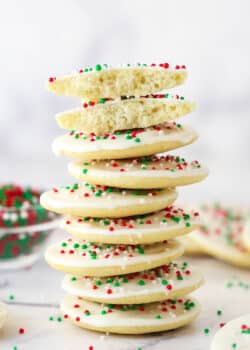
[{"x1": 1, "y1": 231, "x2": 250, "y2": 350}]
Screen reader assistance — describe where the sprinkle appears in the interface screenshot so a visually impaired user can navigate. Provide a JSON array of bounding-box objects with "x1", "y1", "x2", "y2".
[
  {"x1": 203, "y1": 328, "x2": 210, "y2": 334},
  {"x1": 19, "y1": 328, "x2": 25, "y2": 334}
]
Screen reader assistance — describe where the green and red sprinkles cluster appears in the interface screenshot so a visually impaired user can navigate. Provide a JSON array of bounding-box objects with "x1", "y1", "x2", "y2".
[
  {"x1": 69, "y1": 262, "x2": 191, "y2": 294},
  {"x1": 68, "y1": 121, "x2": 182, "y2": 144},
  {"x1": 63, "y1": 297, "x2": 195, "y2": 323},
  {"x1": 53, "y1": 182, "x2": 161, "y2": 198},
  {"x1": 0, "y1": 184, "x2": 58, "y2": 259},
  {"x1": 0, "y1": 184, "x2": 56, "y2": 228},
  {"x1": 48, "y1": 62, "x2": 187, "y2": 82},
  {"x1": 65, "y1": 206, "x2": 199, "y2": 232},
  {"x1": 58, "y1": 237, "x2": 155, "y2": 259},
  {"x1": 81, "y1": 155, "x2": 202, "y2": 174},
  {"x1": 200, "y1": 203, "x2": 248, "y2": 251},
  {"x1": 81, "y1": 93, "x2": 185, "y2": 109}
]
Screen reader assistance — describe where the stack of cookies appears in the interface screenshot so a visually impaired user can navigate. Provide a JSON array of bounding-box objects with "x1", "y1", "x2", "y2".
[{"x1": 41, "y1": 62, "x2": 208, "y2": 334}]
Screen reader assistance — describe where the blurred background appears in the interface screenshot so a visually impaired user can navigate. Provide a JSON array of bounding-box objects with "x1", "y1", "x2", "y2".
[{"x1": 1, "y1": 0, "x2": 250, "y2": 205}]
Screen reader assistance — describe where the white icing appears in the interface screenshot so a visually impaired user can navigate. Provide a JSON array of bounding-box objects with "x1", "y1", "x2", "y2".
[
  {"x1": 40, "y1": 185, "x2": 177, "y2": 211},
  {"x1": 45, "y1": 239, "x2": 183, "y2": 269},
  {"x1": 52, "y1": 124, "x2": 197, "y2": 154},
  {"x1": 62, "y1": 263, "x2": 203, "y2": 300},
  {"x1": 60, "y1": 295, "x2": 200, "y2": 329},
  {"x1": 211, "y1": 314, "x2": 250, "y2": 350},
  {"x1": 63, "y1": 206, "x2": 200, "y2": 238}
]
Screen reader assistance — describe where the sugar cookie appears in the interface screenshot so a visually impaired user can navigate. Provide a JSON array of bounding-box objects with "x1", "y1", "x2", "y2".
[
  {"x1": 56, "y1": 94, "x2": 195, "y2": 134},
  {"x1": 45, "y1": 238, "x2": 184, "y2": 276},
  {"x1": 211, "y1": 314, "x2": 250, "y2": 350},
  {"x1": 191, "y1": 204, "x2": 250, "y2": 267},
  {"x1": 68, "y1": 155, "x2": 208, "y2": 189},
  {"x1": 62, "y1": 262, "x2": 203, "y2": 304},
  {"x1": 47, "y1": 62, "x2": 187, "y2": 100},
  {"x1": 61, "y1": 294, "x2": 200, "y2": 334},
  {"x1": 62, "y1": 206, "x2": 200, "y2": 244},
  {"x1": 0, "y1": 302, "x2": 7, "y2": 329},
  {"x1": 178, "y1": 233, "x2": 205, "y2": 255},
  {"x1": 40, "y1": 183, "x2": 177, "y2": 218},
  {"x1": 52, "y1": 122, "x2": 198, "y2": 160}
]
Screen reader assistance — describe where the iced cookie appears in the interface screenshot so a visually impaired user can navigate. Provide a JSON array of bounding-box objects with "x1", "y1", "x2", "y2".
[
  {"x1": 40, "y1": 183, "x2": 177, "y2": 218},
  {"x1": 62, "y1": 206, "x2": 200, "y2": 244},
  {"x1": 45, "y1": 238, "x2": 184, "y2": 276},
  {"x1": 191, "y1": 204, "x2": 250, "y2": 267},
  {"x1": 68, "y1": 155, "x2": 208, "y2": 189},
  {"x1": 56, "y1": 94, "x2": 195, "y2": 134},
  {"x1": 242, "y1": 220, "x2": 250, "y2": 252},
  {"x1": 61, "y1": 294, "x2": 200, "y2": 334},
  {"x1": 178, "y1": 233, "x2": 205, "y2": 255},
  {"x1": 62, "y1": 262, "x2": 203, "y2": 304},
  {"x1": 47, "y1": 62, "x2": 187, "y2": 100},
  {"x1": 52, "y1": 122, "x2": 198, "y2": 161},
  {"x1": 211, "y1": 314, "x2": 250, "y2": 350},
  {"x1": 0, "y1": 302, "x2": 7, "y2": 329}
]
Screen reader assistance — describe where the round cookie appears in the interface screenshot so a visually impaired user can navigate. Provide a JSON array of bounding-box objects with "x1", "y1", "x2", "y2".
[
  {"x1": 40, "y1": 183, "x2": 177, "y2": 218},
  {"x1": 62, "y1": 205, "x2": 200, "y2": 244},
  {"x1": 52, "y1": 122, "x2": 198, "y2": 160},
  {"x1": 62, "y1": 262, "x2": 203, "y2": 304},
  {"x1": 211, "y1": 314, "x2": 250, "y2": 350},
  {"x1": 0, "y1": 302, "x2": 7, "y2": 329},
  {"x1": 47, "y1": 62, "x2": 187, "y2": 100},
  {"x1": 68, "y1": 155, "x2": 208, "y2": 189},
  {"x1": 61, "y1": 294, "x2": 200, "y2": 334},
  {"x1": 242, "y1": 219, "x2": 250, "y2": 252},
  {"x1": 45, "y1": 238, "x2": 184, "y2": 277},
  {"x1": 56, "y1": 94, "x2": 195, "y2": 134},
  {"x1": 191, "y1": 204, "x2": 250, "y2": 267}
]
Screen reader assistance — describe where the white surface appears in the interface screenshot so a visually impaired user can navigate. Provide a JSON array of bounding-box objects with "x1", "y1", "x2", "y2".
[
  {"x1": 1, "y1": 0, "x2": 250, "y2": 205},
  {"x1": 1, "y1": 231, "x2": 250, "y2": 349}
]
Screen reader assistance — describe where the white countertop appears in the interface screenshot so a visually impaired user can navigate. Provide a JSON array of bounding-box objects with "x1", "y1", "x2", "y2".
[{"x1": 1, "y1": 231, "x2": 250, "y2": 350}]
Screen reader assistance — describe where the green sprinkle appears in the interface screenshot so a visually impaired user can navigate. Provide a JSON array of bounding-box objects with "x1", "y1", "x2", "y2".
[
  {"x1": 137, "y1": 247, "x2": 144, "y2": 254},
  {"x1": 138, "y1": 280, "x2": 145, "y2": 286},
  {"x1": 71, "y1": 276, "x2": 77, "y2": 282},
  {"x1": 96, "y1": 64, "x2": 102, "y2": 71},
  {"x1": 217, "y1": 310, "x2": 222, "y2": 316},
  {"x1": 203, "y1": 328, "x2": 210, "y2": 334},
  {"x1": 155, "y1": 315, "x2": 162, "y2": 319},
  {"x1": 134, "y1": 138, "x2": 141, "y2": 143},
  {"x1": 113, "y1": 281, "x2": 120, "y2": 287},
  {"x1": 9, "y1": 294, "x2": 15, "y2": 301},
  {"x1": 82, "y1": 169, "x2": 88, "y2": 174},
  {"x1": 73, "y1": 243, "x2": 80, "y2": 249},
  {"x1": 185, "y1": 222, "x2": 191, "y2": 227},
  {"x1": 96, "y1": 280, "x2": 102, "y2": 286},
  {"x1": 231, "y1": 343, "x2": 237, "y2": 349},
  {"x1": 99, "y1": 98, "x2": 106, "y2": 104},
  {"x1": 101, "y1": 310, "x2": 107, "y2": 315},
  {"x1": 161, "y1": 280, "x2": 168, "y2": 286},
  {"x1": 49, "y1": 316, "x2": 54, "y2": 321},
  {"x1": 57, "y1": 316, "x2": 62, "y2": 322},
  {"x1": 61, "y1": 242, "x2": 67, "y2": 247}
]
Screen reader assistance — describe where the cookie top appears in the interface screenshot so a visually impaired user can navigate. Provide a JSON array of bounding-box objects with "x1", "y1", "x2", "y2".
[
  {"x1": 45, "y1": 238, "x2": 184, "y2": 276},
  {"x1": 47, "y1": 62, "x2": 187, "y2": 100},
  {"x1": 61, "y1": 294, "x2": 200, "y2": 334},
  {"x1": 56, "y1": 94, "x2": 195, "y2": 134},
  {"x1": 52, "y1": 122, "x2": 198, "y2": 160},
  {"x1": 68, "y1": 155, "x2": 208, "y2": 189},
  {"x1": 62, "y1": 205, "x2": 200, "y2": 244},
  {"x1": 62, "y1": 261, "x2": 203, "y2": 304},
  {"x1": 191, "y1": 203, "x2": 250, "y2": 267},
  {"x1": 40, "y1": 183, "x2": 177, "y2": 218},
  {"x1": 211, "y1": 314, "x2": 250, "y2": 350}
]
